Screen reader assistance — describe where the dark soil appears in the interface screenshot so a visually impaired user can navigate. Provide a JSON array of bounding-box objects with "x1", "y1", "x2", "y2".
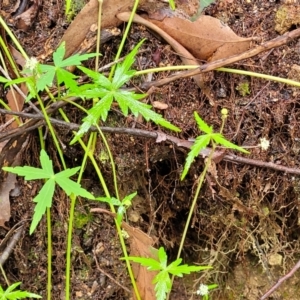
[{"x1": 1, "y1": 0, "x2": 300, "y2": 299}]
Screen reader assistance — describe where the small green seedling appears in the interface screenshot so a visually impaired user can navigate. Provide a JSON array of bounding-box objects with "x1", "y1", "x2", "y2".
[
  {"x1": 181, "y1": 111, "x2": 249, "y2": 180},
  {"x1": 70, "y1": 39, "x2": 180, "y2": 144},
  {"x1": 2, "y1": 149, "x2": 94, "y2": 234},
  {"x1": 122, "y1": 246, "x2": 212, "y2": 300},
  {"x1": 96, "y1": 192, "x2": 137, "y2": 225},
  {"x1": 0, "y1": 42, "x2": 98, "y2": 100},
  {"x1": 0, "y1": 282, "x2": 41, "y2": 299},
  {"x1": 236, "y1": 82, "x2": 250, "y2": 96}
]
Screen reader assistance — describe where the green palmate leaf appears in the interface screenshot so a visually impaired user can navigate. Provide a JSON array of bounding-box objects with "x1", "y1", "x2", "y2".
[
  {"x1": 35, "y1": 42, "x2": 98, "y2": 93},
  {"x1": 212, "y1": 133, "x2": 249, "y2": 153},
  {"x1": 30, "y1": 179, "x2": 55, "y2": 234},
  {"x1": 194, "y1": 112, "x2": 213, "y2": 134},
  {"x1": 3, "y1": 149, "x2": 93, "y2": 234},
  {"x1": 181, "y1": 134, "x2": 211, "y2": 180},
  {"x1": 72, "y1": 40, "x2": 180, "y2": 143},
  {"x1": 124, "y1": 246, "x2": 211, "y2": 300}
]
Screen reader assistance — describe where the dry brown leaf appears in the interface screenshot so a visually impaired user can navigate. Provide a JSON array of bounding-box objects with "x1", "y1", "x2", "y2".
[
  {"x1": 0, "y1": 134, "x2": 29, "y2": 228},
  {"x1": 5, "y1": 84, "x2": 26, "y2": 129},
  {"x1": 148, "y1": 14, "x2": 253, "y2": 61},
  {"x1": 122, "y1": 222, "x2": 158, "y2": 300},
  {"x1": 60, "y1": 0, "x2": 148, "y2": 58}
]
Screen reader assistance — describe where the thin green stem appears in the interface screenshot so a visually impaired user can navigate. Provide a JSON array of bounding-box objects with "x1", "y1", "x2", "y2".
[
  {"x1": 167, "y1": 144, "x2": 216, "y2": 300},
  {"x1": 95, "y1": 124, "x2": 120, "y2": 200},
  {"x1": 109, "y1": 0, "x2": 140, "y2": 80},
  {"x1": 218, "y1": 67, "x2": 300, "y2": 87},
  {"x1": 38, "y1": 128, "x2": 52, "y2": 300},
  {"x1": 36, "y1": 95, "x2": 66, "y2": 169},
  {"x1": 0, "y1": 16, "x2": 28, "y2": 60},
  {"x1": 77, "y1": 136, "x2": 141, "y2": 300},
  {"x1": 95, "y1": 0, "x2": 103, "y2": 72},
  {"x1": 46, "y1": 208, "x2": 52, "y2": 300},
  {"x1": 135, "y1": 65, "x2": 198, "y2": 75}
]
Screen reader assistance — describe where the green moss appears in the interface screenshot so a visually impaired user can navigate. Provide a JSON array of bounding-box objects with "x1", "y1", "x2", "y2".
[
  {"x1": 236, "y1": 82, "x2": 250, "y2": 97},
  {"x1": 74, "y1": 210, "x2": 93, "y2": 229}
]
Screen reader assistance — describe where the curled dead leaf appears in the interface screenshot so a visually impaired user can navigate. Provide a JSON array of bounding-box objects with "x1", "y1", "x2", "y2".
[
  {"x1": 147, "y1": 13, "x2": 253, "y2": 61},
  {"x1": 121, "y1": 222, "x2": 158, "y2": 300}
]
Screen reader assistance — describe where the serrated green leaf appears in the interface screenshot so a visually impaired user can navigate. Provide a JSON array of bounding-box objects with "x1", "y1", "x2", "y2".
[
  {"x1": 212, "y1": 133, "x2": 249, "y2": 153},
  {"x1": 38, "y1": 64, "x2": 56, "y2": 90},
  {"x1": 3, "y1": 76, "x2": 30, "y2": 88},
  {"x1": 30, "y1": 179, "x2": 55, "y2": 234},
  {"x1": 153, "y1": 271, "x2": 170, "y2": 300},
  {"x1": 55, "y1": 177, "x2": 94, "y2": 199},
  {"x1": 59, "y1": 52, "x2": 99, "y2": 68},
  {"x1": 167, "y1": 263, "x2": 211, "y2": 276},
  {"x1": 53, "y1": 42, "x2": 66, "y2": 66},
  {"x1": 166, "y1": 258, "x2": 182, "y2": 270},
  {"x1": 40, "y1": 149, "x2": 54, "y2": 176},
  {"x1": 123, "y1": 256, "x2": 162, "y2": 271},
  {"x1": 55, "y1": 166, "x2": 81, "y2": 179},
  {"x1": 115, "y1": 92, "x2": 180, "y2": 132},
  {"x1": 158, "y1": 247, "x2": 168, "y2": 268},
  {"x1": 112, "y1": 40, "x2": 145, "y2": 89},
  {"x1": 77, "y1": 66, "x2": 112, "y2": 88},
  {"x1": 194, "y1": 112, "x2": 213, "y2": 134},
  {"x1": 181, "y1": 134, "x2": 211, "y2": 180},
  {"x1": 56, "y1": 68, "x2": 79, "y2": 92},
  {"x1": 70, "y1": 94, "x2": 114, "y2": 144},
  {"x1": 4, "y1": 282, "x2": 21, "y2": 293},
  {"x1": 0, "y1": 76, "x2": 9, "y2": 83},
  {"x1": 2, "y1": 166, "x2": 50, "y2": 180}
]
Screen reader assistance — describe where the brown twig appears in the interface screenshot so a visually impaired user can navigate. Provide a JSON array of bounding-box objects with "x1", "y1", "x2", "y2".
[
  {"x1": 260, "y1": 259, "x2": 300, "y2": 300},
  {"x1": 0, "y1": 222, "x2": 26, "y2": 266},
  {"x1": 141, "y1": 27, "x2": 300, "y2": 90},
  {"x1": 1, "y1": 108, "x2": 300, "y2": 175}
]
